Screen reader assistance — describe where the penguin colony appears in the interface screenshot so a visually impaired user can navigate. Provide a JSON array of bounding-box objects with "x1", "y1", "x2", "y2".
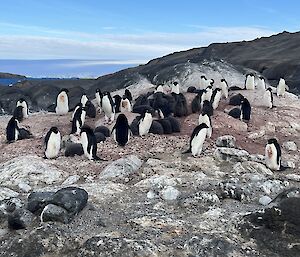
[{"x1": 5, "y1": 76, "x2": 290, "y2": 170}]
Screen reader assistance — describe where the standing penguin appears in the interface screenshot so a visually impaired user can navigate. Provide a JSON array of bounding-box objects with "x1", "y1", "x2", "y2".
[
  {"x1": 200, "y1": 75, "x2": 208, "y2": 89},
  {"x1": 111, "y1": 114, "x2": 131, "y2": 146},
  {"x1": 101, "y1": 92, "x2": 115, "y2": 124},
  {"x1": 155, "y1": 84, "x2": 164, "y2": 93},
  {"x1": 220, "y1": 79, "x2": 229, "y2": 99},
  {"x1": 81, "y1": 93, "x2": 88, "y2": 107},
  {"x1": 16, "y1": 98, "x2": 29, "y2": 118},
  {"x1": 202, "y1": 85, "x2": 213, "y2": 103},
  {"x1": 55, "y1": 89, "x2": 69, "y2": 115},
  {"x1": 80, "y1": 126, "x2": 101, "y2": 161},
  {"x1": 265, "y1": 138, "x2": 281, "y2": 170},
  {"x1": 124, "y1": 89, "x2": 133, "y2": 102},
  {"x1": 183, "y1": 123, "x2": 209, "y2": 157},
  {"x1": 71, "y1": 106, "x2": 86, "y2": 135},
  {"x1": 139, "y1": 110, "x2": 153, "y2": 136},
  {"x1": 44, "y1": 127, "x2": 61, "y2": 159},
  {"x1": 6, "y1": 117, "x2": 20, "y2": 142},
  {"x1": 120, "y1": 97, "x2": 132, "y2": 112},
  {"x1": 277, "y1": 78, "x2": 288, "y2": 97},
  {"x1": 240, "y1": 98, "x2": 251, "y2": 122},
  {"x1": 171, "y1": 82, "x2": 180, "y2": 94},
  {"x1": 245, "y1": 74, "x2": 255, "y2": 90},
  {"x1": 95, "y1": 89, "x2": 103, "y2": 114},
  {"x1": 13, "y1": 106, "x2": 24, "y2": 122},
  {"x1": 257, "y1": 76, "x2": 266, "y2": 91},
  {"x1": 113, "y1": 95, "x2": 122, "y2": 113},
  {"x1": 211, "y1": 88, "x2": 222, "y2": 110},
  {"x1": 263, "y1": 88, "x2": 274, "y2": 108},
  {"x1": 198, "y1": 112, "x2": 212, "y2": 138},
  {"x1": 72, "y1": 103, "x2": 82, "y2": 120}
]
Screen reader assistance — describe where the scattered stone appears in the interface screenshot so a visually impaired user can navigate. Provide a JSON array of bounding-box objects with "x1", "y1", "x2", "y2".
[
  {"x1": 214, "y1": 147, "x2": 249, "y2": 162},
  {"x1": 218, "y1": 180, "x2": 247, "y2": 202},
  {"x1": 260, "y1": 180, "x2": 289, "y2": 195},
  {"x1": 0, "y1": 188, "x2": 19, "y2": 201},
  {"x1": 216, "y1": 135, "x2": 236, "y2": 148},
  {"x1": 18, "y1": 182, "x2": 32, "y2": 193},
  {"x1": 282, "y1": 141, "x2": 297, "y2": 151},
  {"x1": 8, "y1": 208, "x2": 35, "y2": 230},
  {"x1": 27, "y1": 191, "x2": 55, "y2": 214},
  {"x1": 160, "y1": 186, "x2": 180, "y2": 201},
  {"x1": 285, "y1": 174, "x2": 300, "y2": 182},
  {"x1": 259, "y1": 195, "x2": 272, "y2": 206},
  {"x1": 281, "y1": 160, "x2": 296, "y2": 169},
  {"x1": 41, "y1": 204, "x2": 69, "y2": 224},
  {"x1": 99, "y1": 155, "x2": 143, "y2": 181},
  {"x1": 62, "y1": 175, "x2": 81, "y2": 186},
  {"x1": 147, "y1": 190, "x2": 157, "y2": 199}
]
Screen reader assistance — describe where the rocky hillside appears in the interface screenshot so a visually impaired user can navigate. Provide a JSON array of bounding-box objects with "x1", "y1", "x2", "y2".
[
  {"x1": 0, "y1": 76, "x2": 299, "y2": 256},
  {"x1": 0, "y1": 72, "x2": 26, "y2": 79}
]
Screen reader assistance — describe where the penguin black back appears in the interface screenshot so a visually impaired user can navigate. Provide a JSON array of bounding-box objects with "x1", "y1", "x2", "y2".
[
  {"x1": 202, "y1": 100, "x2": 213, "y2": 117},
  {"x1": 112, "y1": 114, "x2": 131, "y2": 146},
  {"x1": 124, "y1": 89, "x2": 133, "y2": 102},
  {"x1": 13, "y1": 106, "x2": 24, "y2": 122},
  {"x1": 268, "y1": 138, "x2": 281, "y2": 165},
  {"x1": 241, "y1": 98, "x2": 251, "y2": 121},
  {"x1": 113, "y1": 95, "x2": 122, "y2": 113}
]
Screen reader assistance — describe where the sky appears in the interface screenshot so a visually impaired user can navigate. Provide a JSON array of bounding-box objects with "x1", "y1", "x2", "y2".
[{"x1": 0, "y1": 0, "x2": 299, "y2": 63}]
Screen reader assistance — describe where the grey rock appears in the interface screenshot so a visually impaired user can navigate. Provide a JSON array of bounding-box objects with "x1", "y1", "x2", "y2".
[
  {"x1": 216, "y1": 135, "x2": 236, "y2": 148},
  {"x1": 0, "y1": 187, "x2": 19, "y2": 201},
  {"x1": 281, "y1": 160, "x2": 296, "y2": 169},
  {"x1": 160, "y1": 186, "x2": 180, "y2": 201},
  {"x1": 99, "y1": 155, "x2": 143, "y2": 181},
  {"x1": 259, "y1": 195, "x2": 272, "y2": 206},
  {"x1": 27, "y1": 191, "x2": 55, "y2": 214},
  {"x1": 214, "y1": 147, "x2": 249, "y2": 162},
  {"x1": 41, "y1": 204, "x2": 70, "y2": 224},
  {"x1": 282, "y1": 141, "x2": 298, "y2": 151},
  {"x1": 18, "y1": 182, "x2": 32, "y2": 193},
  {"x1": 62, "y1": 175, "x2": 81, "y2": 186},
  {"x1": 8, "y1": 208, "x2": 35, "y2": 230}
]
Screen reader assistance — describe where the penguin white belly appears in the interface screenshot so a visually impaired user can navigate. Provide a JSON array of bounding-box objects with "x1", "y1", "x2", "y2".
[
  {"x1": 75, "y1": 120, "x2": 81, "y2": 135},
  {"x1": 257, "y1": 80, "x2": 266, "y2": 91},
  {"x1": 56, "y1": 95, "x2": 69, "y2": 115},
  {"x1": 277, "y1": 82, "x2": 286, "y2": 96},
  {"x1": 246, "y1": 77, "x2": 255, "y2": 90},
  {"x1": 14, "y1": 128, "x2": 19, "y2": 141},
  {"x1": 265, "y1": 144, "x2": 280, "y2": 170},
  {"x1": 221, "y1": 83, "x2": 228, "y2": 98},
  {"x1": 263, "y1": 92, "x2": 272, "y2": 108},
  {"x1": 212, "y1": 92, "x2": 222, "y2": 109},
  {"x1": 139, "y1": 117, "x2": 152, "y2": 136},
  {"x1": 191, "y1": 129, "x2": 207, "y2": 157},
  {"x1": 171, "y1": 85, "x2": 180, "y2": 94},
  {"x1": 95, "y1": 93, "x2": 101, "y2": 107},
  {"x1": 81, "y1": 132, "x2": 90, "y2": 159},
  {"x1": 102, "y1": 98, "x2": 114, "y2": 119},
  {"x1": 45, "y1": 134, "x2": 60, "y2": 159}
]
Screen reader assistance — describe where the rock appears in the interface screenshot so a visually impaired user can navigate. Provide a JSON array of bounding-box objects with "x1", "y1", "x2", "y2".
[
  {"x1": 146, "y1": 190, "x2": 157, "y2": 199},
  {"x1": 99, "y1": 155, "x2": 143, "y2": 181},
  {"x1": 234, "y1": 161, "x2": 273, "y2": 176},
  {"x1": 0, "y1": 156, "x2": 63, "y2": 188},
  {"x1": 281, "y1": 160, "x2": 296, "y2": 169},
  {"x1": 259, "y1": 195, "x2": 272, "y2": 206},
  {"x1": 136, "y1": 174, "x2": 179, "y2": 190},
  {"x1": 78, "y1": 236, "x2": 158, "y2": 257},
  {"x1": 160, "y1": 186, "x2": 180, "y2": 201},
  {"x1": 285, "y1": 174, "x2": 300, "y2": 182},
  {"x1": 51, "y1": 187, "x2": 88, "y2": 216},
  {"x1": 218, "y1": 181, "x2": 247, "y2": 202},
  {"x1": 27, "y1": 191, "x2": 55, "y2": 214},
  {"x1": 214, "y1": 147, "x2": 249, "y2": 162},
  {"x1": 0, "y1": 188, "x2": 19, "y2": 201},
  {"x1": 215, "y1": 135, "x2": 236, "y2": 148},
  {"x1": 41, "y1": 204, "x2": 69, "y2": 224},
  {"x1": 8, "y1": 208, "x2": 35, "y2": 230},
  {"x1": 260, "y1": 180, "x2": 289, "y2": 195},
  {"x1": 62, "y1": 175, "x2": 81, "y2": 186},
  {"x1": 18, "y1": 182, "x2": 32, "y2": 193},
  {"x1": 282, "y1": 141, "x2": 298, "y2": 151}
]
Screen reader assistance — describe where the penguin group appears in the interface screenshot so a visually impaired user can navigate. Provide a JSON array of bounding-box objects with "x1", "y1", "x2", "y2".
[{"x1": 4, "y1": 74, "x2": 291, "y2": 171}]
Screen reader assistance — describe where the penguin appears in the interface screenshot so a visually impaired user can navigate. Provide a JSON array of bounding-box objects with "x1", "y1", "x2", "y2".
[
  {"x1": 149, "y1": 120, "x2": 164, "y2": 135},
  {"x1": 187, "y1": 86, "x2": 196, "y2": 93},
  {"x1": 277, "y1": 78, "x2": 288, "y2": 97},
  {"x1": 165, "y1": 116, "x2": 181, "y2": 133},
  {"x1": 211, "y1": 88, "x2": 222, "y2": 110},
  {"x1": 55, "y1": 88, "x2": 69, "y2": 115},
  {"x1": 139, "y1": 110, "x2": 153, "y2": 136},
  {"x1": 80, "y1": 126, "x2": 102, "y2": 161},
  {"x1": 173, "y1": 93, "x2": 188, "y2": 117},
  {"x1": 191, "y1": 93, "x2": 203, "y2": 113},
  {"x1": 16, "y1": 98, "x2": 29, "y2": 118},
  {"x1": 113, "y1": 95, "x2": 122, "y2": 113},
  {"x1": 85, "y1": 100, "x2": 96, "y2": 118},
  {"x1": 101, "y1": 92, "x2": 115, "y2": 124},
  {"x1": 263, "y1": 87, "x2": 274, "y2": 109},
  {"x1": 200, "y1": 75, "x2": 208, "y2": 89},
  {"x1": 202, "y1": 85, "x2": 213, "y2": 103},
  {"x1": 257, "y1": 76, "x2": 266, "y2": 91},
  {"x1": 111, "y1": 114, "x2": 131, "y2": 146},
  {"x1": 229, "y1": 93, "x2": 245, "y2": 106},
  {"x1": 71, "y1": 106, "x2": 86, "y2": 135},
  {"x1": 156, "y1": 118, "x2": 173, "y2": 134},
  {"x1": 130, "y1": 116, "x2": 141, "y2": 136},
  {"x1": 72, "y1": 103, "x2": 82, "y2": 120},
  {"x1": 220, "y1": 79, "x2": 229, "y2": 99},
  {"x1": 245, "y1": 73, "x2": 255, "y2": 90},
  {"x1": 265, "y1": 138, "x2": 281, "y2": 171},
  {"x1": 65, "y1": 143, "x2": 84, "y2": 157},
  {"x1": 95, "y1": 89, "x2": 103, "y2": 108},
  {"x1": 133, "y1": 105, "x2": 155, "y2": 116},
  {"x1": 13, "y1": 106, "x2": 24, "y2": 122},
  {"x1": 44, "y1": 127, "x2": 61, "y2": 159},
  {"x1": 6, "y1": 117, "x2": 20, "y2": 142},
  {"x1": 94, "y1": 126, "x2": 110, "y2": 137},
  {"x1": 120, "y1": 97, "x2": 132, "y2": 112},
  {"x1": 124, "y1": 89, "x2": 133, "y2": 102},
  {"x1": 94, "y1": 132, "x2": 106, "y2": 143},
  {"x1": 171, "y1": 81, "x2": 180, "y2": 94},
  {"x1": 198, "y1": 113, "x2": 212, "y2": 138},
  {"x1": 240, "y1": 98, "x2": 251, "y2": 122},
  {"x1": 202, "y1": 100, "x2": 213, "y2": 117},
  {"x1": 81, "y1": 93, "x2": 88, "y2": 107},
  {"x1": 183, "y1": 123, "x2": 209, "y2": 157}
]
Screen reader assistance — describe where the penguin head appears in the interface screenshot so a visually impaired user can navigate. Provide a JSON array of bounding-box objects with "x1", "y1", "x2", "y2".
[
  {"x1": 206, "y1": 85, "x2": 212, "y2": 90},
  {"x1": 259, "y1": 76, "x2": 265, "y2": 80},
  {"x1": 96, "y1": 88, "x2": 101, "y2": 93},
  {"x1": 201, "y1": 75, "x2": 207, "y2": 80},
  {"x1": 50, "y1": 126, "x2": 59, "y2": 134},
  {"x1": 267, "y1": 138, "x2": 278, "y2": 145},
  {"x1": 266, "y1": 87, "x2": 272, "y2": 92},
  {"x1": 116, "y1": 113, "x2": 128, "y2": 124},
  {"x1": 18, "y1": 98, "x2": 26, "y2": 103},
  {"x1": 220, "y1": 78, "x2": 226, "y2": 83},
  {"x1": 80, "y1": 125, "x2": 93, "y2": 135},
  {"x1": 173, "y1": 81, "x2": 178, "y2": 86},
  {"x1": 210, "y1": 79, "x2": 214, "y2": 85},
  {"x1": 60, "y1": 88, "x2": 69, "y2": 93}
]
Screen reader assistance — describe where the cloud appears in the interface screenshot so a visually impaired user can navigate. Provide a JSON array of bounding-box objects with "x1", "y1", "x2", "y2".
[{"x1": 0, "y1": 22, "x2": 277, "y2": 60}]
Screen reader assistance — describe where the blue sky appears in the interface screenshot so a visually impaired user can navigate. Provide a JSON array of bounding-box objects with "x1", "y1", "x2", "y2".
[{"x1": 0, "y1": 0, "x2": 299, "y2": 62}]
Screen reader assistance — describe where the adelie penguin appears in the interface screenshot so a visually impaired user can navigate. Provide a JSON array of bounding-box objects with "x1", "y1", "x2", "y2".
[
  {"x1": 202, "y1": 85, "x2": 213, "y2": 103},
  {"x1": 183, "y1": 123, "x2": 209, "y2": 157},
  {"x1": 124, "y1": 89, "x2": 133, "y2": 102},
  {"x1": 245, "y1": 73, "x2": 255, "y2": 90},
  {"x1": 277, "y1": 78, "x2": 288, "y2": 97},
  {"x1": 44, "y1": 127, "x2": 61, "y2": 159},
  {"x1": 55, "y1": 88, "x2": 69, "y2": 115},
  {"x1": 228, "y1": 98, "x2": 251, "y2": 122},
  {"x1": 16, "y1": 98, "x2": 29, "y2": 119},
  {"x1": 171, "y1": 81, "x2": 180, "y2": 94},
  {"x1": 111, "y1": 114, "x2": 131, "y2": 146},
  {"x1": 113, "y1": 95, "x2": 122, "y2": 113},
  {"x1": 211, "y1": 88, "x2": 222, "y2": 110},
  {"x1": 6, "y1": 117, "x2": 32, "y2": 143},
  {"x1": 80, "y1": 126, "x2": 102, "y2": 161},
  {"x1": 220, "y1": 79, "x2": 228, "y2": 99},
  {"x1": 265, "y1": 138, "x2": 282, "y2": 171},
  {"x1": 13, "y1": 106, "x2": 24, "y2": 122},
  {"x1": 139, "y1": 110, "x2": 153, "y2": 136},
  {"x1": 101, "y1": 92, "x2": 115, "y2": 124},
  {"x1": 263, "y1": 87, "x2": 274, "y2": 108},
  {"x1": 257, "y1": 76, "x2": 266, "y2": 91},
  {"x1": 71, "y1": 106, "x2": 86, "y2": 135},
  {"x1": 95, "y1": 89, "x2": 103, "y2": 113},
  {"x1": 81, "y1": 93, "x2": 88, "y2": 107},
  {"x1": 120, "y1": 97, "x2": 132, "y2": 112},
  {"x1": 200, "y1": 75, "x2": 208, "y2": 89},
  {"x1": 198, "y1": 112, "x2": 212, "y2": 138}
]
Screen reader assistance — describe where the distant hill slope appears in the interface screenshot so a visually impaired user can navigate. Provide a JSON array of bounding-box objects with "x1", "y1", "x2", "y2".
[
  {"x1": 93, "y1": 31, "x2": 300, "y2": 94},
  {"x1": 0, "y1": 72, "x2": 26, "y2": 79}
]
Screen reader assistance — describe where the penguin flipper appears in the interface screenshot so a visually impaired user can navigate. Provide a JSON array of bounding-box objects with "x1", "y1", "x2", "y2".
[{"x1": 182, "y1": 148, "x2": 191, "y2": 154}]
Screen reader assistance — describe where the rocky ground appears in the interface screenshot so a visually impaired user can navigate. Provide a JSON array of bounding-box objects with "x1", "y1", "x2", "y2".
[{"x1": 0, "y1": 84, "x2": 299, "y2": 257}]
